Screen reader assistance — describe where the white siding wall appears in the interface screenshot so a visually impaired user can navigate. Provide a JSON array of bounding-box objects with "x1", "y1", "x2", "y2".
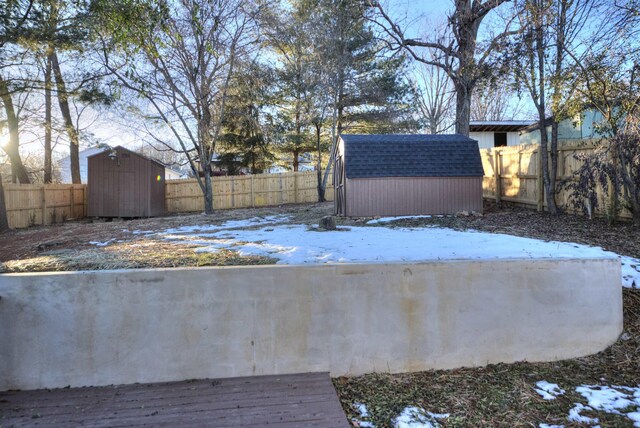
[
  {"x1": 57, "y1": 147, "x2": 104, "y2": 183},
  {"x1": 165, "y1": 169, "x2": 183, "y2": 180},
  {"x1": 507, "y1": 132, "x2": 520, "y2": 145},
  {"x1": 470, "y1": 132, "x2": 494, "y2": 149},
  {"x1": 470, "y1": 132, "x2": 522, "y2": 149}
]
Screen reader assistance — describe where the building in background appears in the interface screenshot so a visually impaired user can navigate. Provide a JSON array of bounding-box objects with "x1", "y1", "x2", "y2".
[
  {"x1": 469, "y1": 121, "x2": 535, "y2": 149},
  {"x1": 57, "y1": 147, "x2": 105, "y2": 183},
  {"x1": 519, "y1": 109, "x2": 606, "y2": 145}
]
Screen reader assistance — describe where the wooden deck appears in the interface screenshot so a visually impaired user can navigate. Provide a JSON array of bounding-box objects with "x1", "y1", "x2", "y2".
[{"x1": 0, "y1": 372, "x2": 349, "y2": 427}]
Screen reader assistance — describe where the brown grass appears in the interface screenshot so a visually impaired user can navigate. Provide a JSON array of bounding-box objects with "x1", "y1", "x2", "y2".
[{"x1": 0, "y1": 240, "x2": 276, "y2": 273}]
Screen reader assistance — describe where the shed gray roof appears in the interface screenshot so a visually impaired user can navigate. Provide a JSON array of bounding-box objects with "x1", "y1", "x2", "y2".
[{"x1": 340, "y1": 134, "x2": 484, "y2": 178}]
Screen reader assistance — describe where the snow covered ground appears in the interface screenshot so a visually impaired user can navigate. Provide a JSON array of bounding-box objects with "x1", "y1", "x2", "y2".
[
  {"x1": 352, "y1": 403, "x2": 449, "y2": 428},
  {"x1": 351, "y1": 382, "x2": 640, "y2": 428},
  {"x1": 144, "y1": 217, "x2": 640, "y2": 288},
  {"x1": 535, "y1": 382, "x2": 640, "y2": 427}
]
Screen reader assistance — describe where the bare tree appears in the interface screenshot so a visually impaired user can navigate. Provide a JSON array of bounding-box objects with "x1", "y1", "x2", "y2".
[
  {"x1": 513, "y1": 0, "x2": 595, "y2": 214},
  {"x1": 98, "y1": 0, "x2": 257, "y2": 214},
  {"x1": 411, "y1": 62, "x2": 454, "y2": 134},
  {"x1": 471, "y1": 77, "x2": 524, "y2": 120},
  {"x1": 367, "y1": 0, "x2": 516, "y2": 136},
  {"x1": 562, "y1": 3, "x2": 640, "y2": 224}
]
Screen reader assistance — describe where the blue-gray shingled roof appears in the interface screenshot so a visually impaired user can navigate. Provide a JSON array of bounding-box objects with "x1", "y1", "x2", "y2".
[{"x1": 340, "y1": 134, "x2": 484, "y2": 178}]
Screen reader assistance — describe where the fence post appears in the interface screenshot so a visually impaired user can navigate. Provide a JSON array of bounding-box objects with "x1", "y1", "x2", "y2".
[
  {"x1": 42, "y1": 186, "x2": 47, "y2": 226},
  {"x1": 493, "y1": 149, "x2": 501, "y2": 203},
  {"x1": 606, "y1": 143, "x2": 617, "y2": 219},
  {"x1": 537, "y1": 147, "x2": 544, "y2": 212},
  {"x1": 250, "y1": 175, "x2": 255, "y2": 208},
  {"x1": 557, "y1": 147, "x2": 565, "y2": 181},
  {"x1": 70, "y1": 186, "x2": 75, "y2": 219}
]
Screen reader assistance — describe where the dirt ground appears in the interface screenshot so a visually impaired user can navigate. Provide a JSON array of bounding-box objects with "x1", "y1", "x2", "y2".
[
  {"x1": 1, "y1": 200, "x2": 639, "y2": 272},
  {"x1": 0, "y1": 202, "x2": 334, "y2": 272}
]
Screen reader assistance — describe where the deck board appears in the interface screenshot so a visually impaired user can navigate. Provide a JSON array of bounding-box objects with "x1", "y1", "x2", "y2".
[{"x1": 0, "y1": 372, "x2": 349, "y2": 427}]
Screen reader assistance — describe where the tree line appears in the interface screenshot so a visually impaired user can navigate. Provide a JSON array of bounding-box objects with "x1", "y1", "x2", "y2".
[{"x1": 1, "y1": 0, "x2": 639, "y2": 226}]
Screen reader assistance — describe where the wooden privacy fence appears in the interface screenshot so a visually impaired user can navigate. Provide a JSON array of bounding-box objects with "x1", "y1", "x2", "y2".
[
  {"x1": 480, "y1": 141, "x2": 629, "y2": 218},
  {"x1": 2, "y1": 171, "x2": 334, "y2": 228},
  {"x1": 3, "y1": 184, "x2": 87, "y2": 229},
  {"x1": 165, "y1": 171, "x2": 334, "y2": 213}
]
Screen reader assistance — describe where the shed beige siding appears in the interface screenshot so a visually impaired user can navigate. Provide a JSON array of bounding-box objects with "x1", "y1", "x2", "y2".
[{"x1": 345, "y1": 176, "x2": 483, "y2": 217}]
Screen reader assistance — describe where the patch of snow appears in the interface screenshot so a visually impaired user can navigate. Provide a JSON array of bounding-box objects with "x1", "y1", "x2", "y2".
[
  {"x1": 540, "y1": 383, "x2": 640, "y2": 427},
  {"x1": 539, "y1": 424, "x2": 564, "y2": 428},
  {"x1": 354, "y1": 403, "x2": 369, "y2": 417},
  {"x1": 393, "y1": 406, "x2": 449, "y2": 428},
  {"x1": 628, "y1": 411, "x2": 640, "y2": 427},
  {"x1": 161, "y1": 215, "x2": 290, "y2": 235},
  {"x1": 154, "y1": 221, "x2": 639, "y2": 287},
  {"x1": 89, "y1": 239, "x2": 115, "y2": 247},
  {"x1": 620, "y1": 256, "x2": 640, "y2": 288},
  {"x1": 576, "y1": 385, "x2": 638, "y2": 414},
  {"x1": 165, "y1": 224, "x2": 616, "y2": 263},
  {"x1": 131, "y1": 229, "x2": 156, "y2": 235},
  {"x1": 535, "y1": 381, "x2": 565, "y2": 400},
  {"x1": 352, "y1": 402, "x2": 374, "y2": 428},
  {"x1": 568, "y1": 403, "x2": 600, "y2": 425},
  {"x1": 366, "y1": 215, "x2": 432, "y2": 225}
]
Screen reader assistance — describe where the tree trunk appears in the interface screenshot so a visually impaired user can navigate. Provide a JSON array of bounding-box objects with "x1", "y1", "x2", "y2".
[
  {"x1": 50, "y1": 50, "x2": 81, "y2": 184},
  {"x1": 0, "y1": 75, "x2": 30, "y2": 184},
  {"x1": 321, "y1": 93, "x2": 340, "y2": 196},
  {"x1": 44, "y1": 50, "x2": 53, "y2": 184},
  {"x1": 315, "y1": 123, "x2": 325, "y2": 203},
  {"x1": 292, "y1": 149, "x2": 299, "y2": 172},
  {"x1": 549, "y1": 120, "x2": 560, "y2": 213},
  {"x1": 203, "y1": 165, "x2": 214, "y2": 214},
  {"x1": 452, "y1": 2, "x2": 481, "y2": 137},
  {"x1": 0, "y1": 175, "x2": 9, "y2": 232},
  {"x1": 535, "y1": 13, "x2": 558, "y2": 215},
  {"x1": 454, "y1": 82, "x2": 471, "y2": 136}
]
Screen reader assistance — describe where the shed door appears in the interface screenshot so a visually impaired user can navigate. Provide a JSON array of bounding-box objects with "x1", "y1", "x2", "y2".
[{"x1": 118, "y1": 171, "x2": 135, "y2": 217}]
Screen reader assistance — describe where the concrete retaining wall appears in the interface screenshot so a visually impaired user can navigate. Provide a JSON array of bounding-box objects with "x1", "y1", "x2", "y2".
[{"x1": 0, "y1": 259, "x2": 623, "y2": 391}]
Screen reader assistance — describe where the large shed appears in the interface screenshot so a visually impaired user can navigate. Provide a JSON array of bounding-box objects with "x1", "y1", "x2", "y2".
[
  {"x1": 87, "y1": 146, "x2": 166, "y2": 218},
  {"x1": 335, "y1": 134, "x2": 484, "y2": 217}
]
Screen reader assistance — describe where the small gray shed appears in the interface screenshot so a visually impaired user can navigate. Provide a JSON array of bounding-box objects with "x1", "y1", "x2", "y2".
[
  {"x1": 87, "y1": 146, "x2": 166, "y2": 218},
  {"x1": 335, "y1": 134, "x2": 484, "y2": 217}
]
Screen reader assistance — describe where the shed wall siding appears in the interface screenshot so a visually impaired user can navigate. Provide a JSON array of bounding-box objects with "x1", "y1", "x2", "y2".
[
  {"x1": 345, "y1": 177, "x2": 483, "y2": 217},
  {"x1": 87, "y1": 149, "x2": 166, "y2": 218}
]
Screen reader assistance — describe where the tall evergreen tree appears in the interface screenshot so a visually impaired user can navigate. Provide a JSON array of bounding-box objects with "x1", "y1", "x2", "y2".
[
  {"x1": 311, "y1": 0, "x2": 416, "y2": 198},
  {"x1": 218, "y1": 63, "x2": 275, "y2": 175}
]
